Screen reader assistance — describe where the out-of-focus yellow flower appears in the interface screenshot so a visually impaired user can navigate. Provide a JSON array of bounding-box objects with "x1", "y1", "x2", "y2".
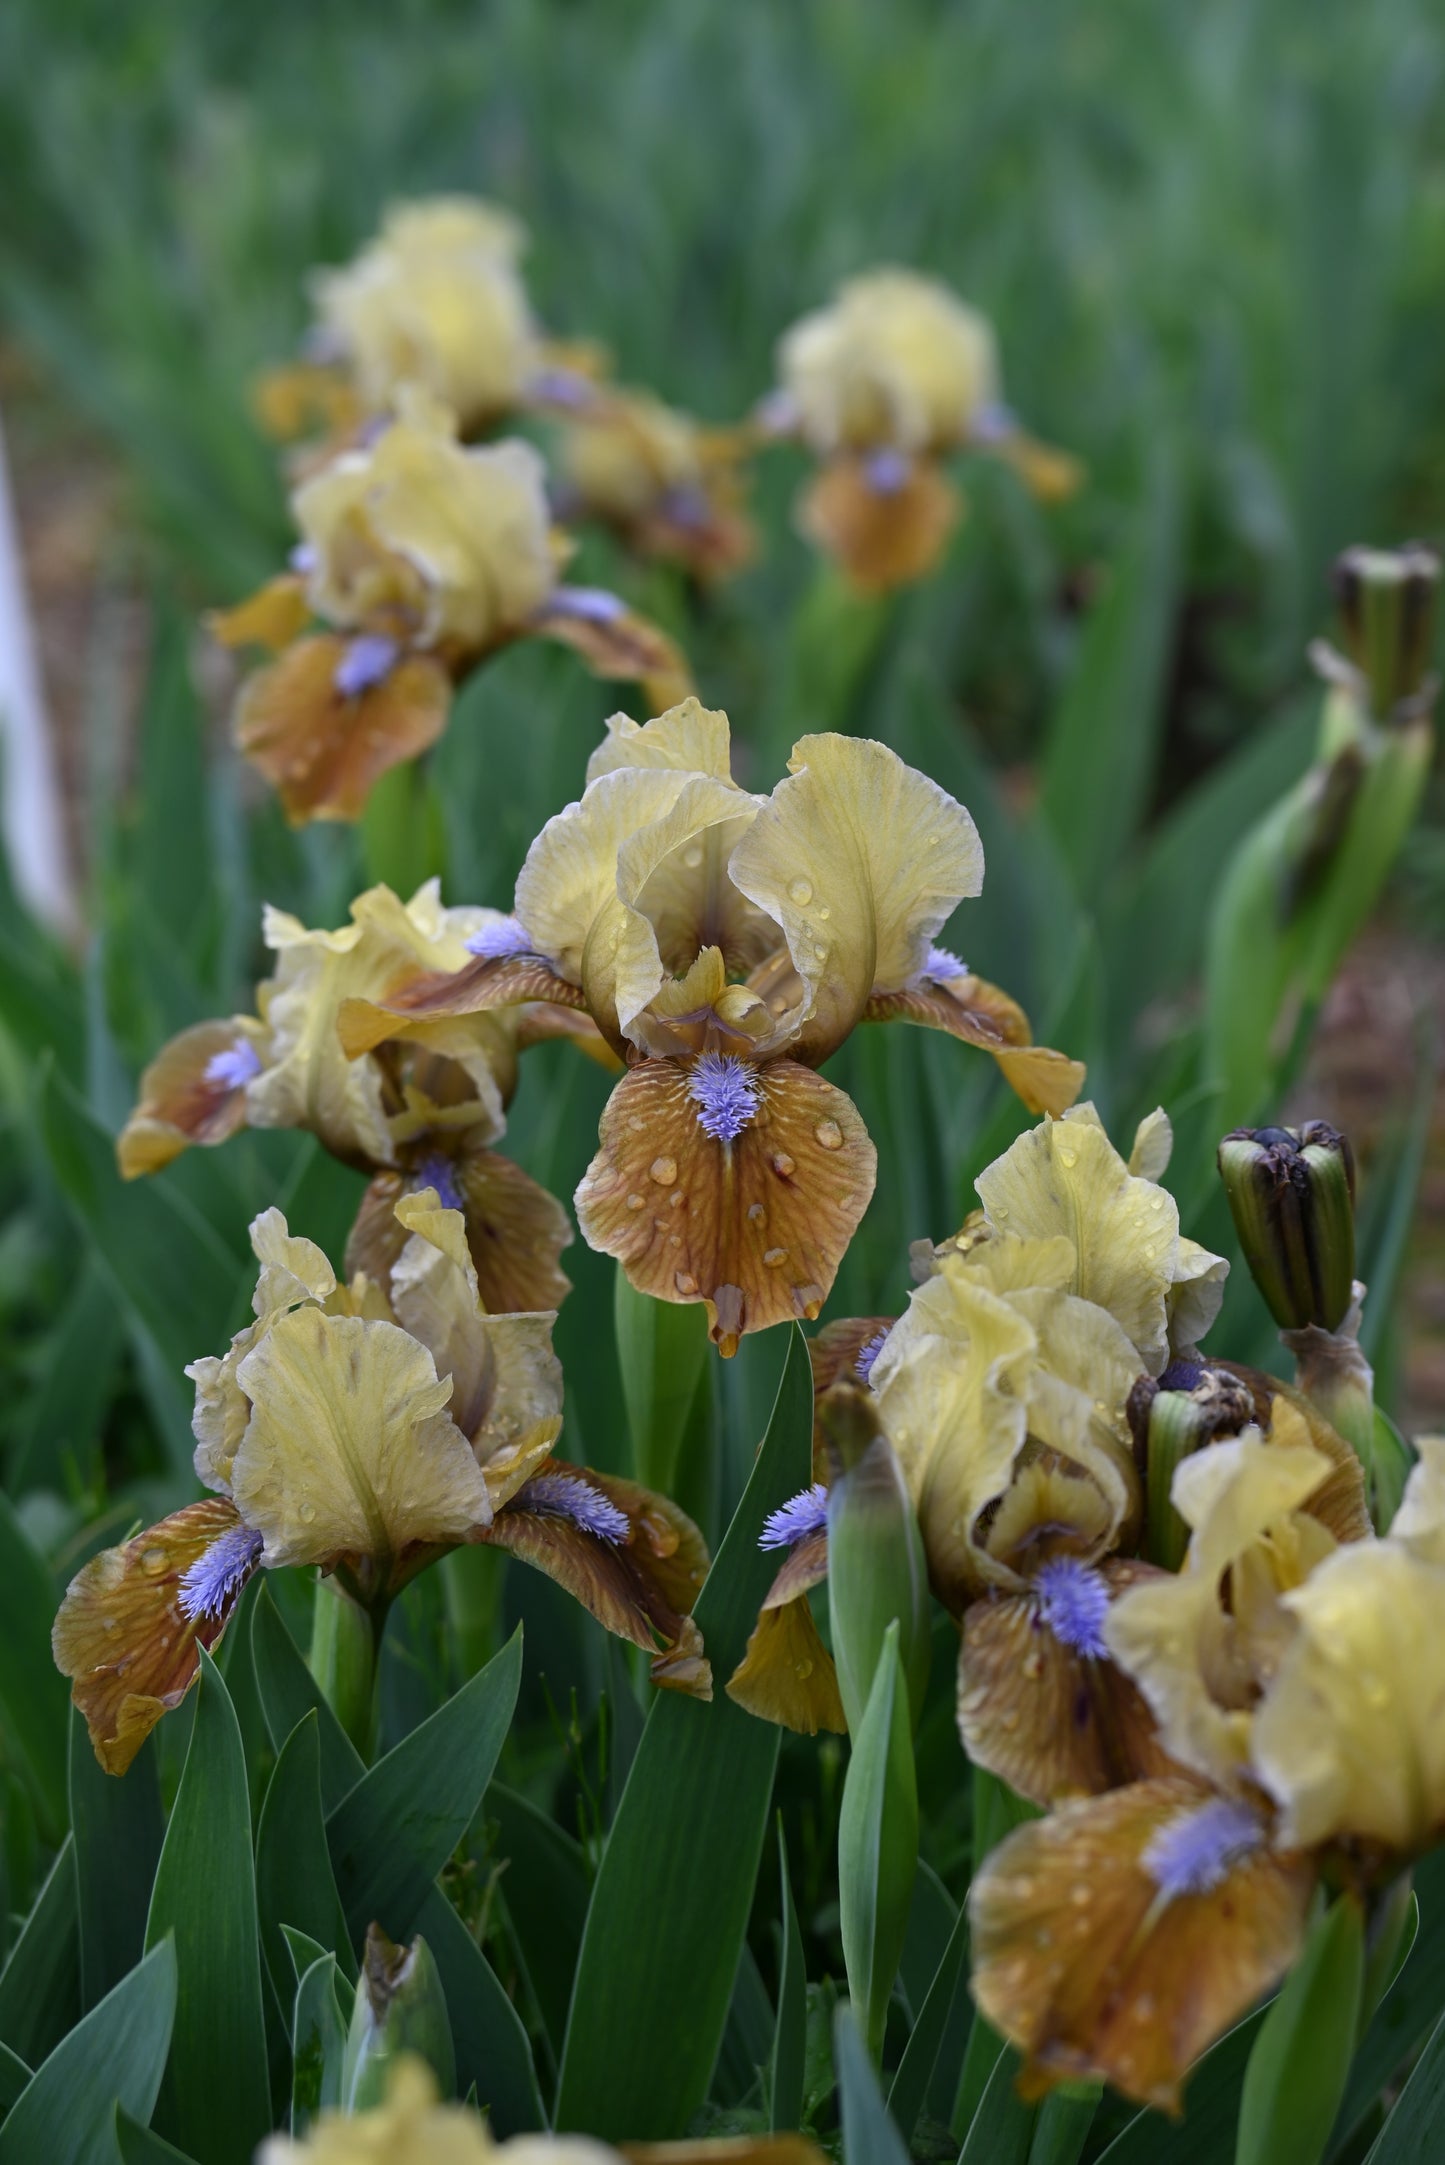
[
  {"x1": 56, "y1": 1191, "x2": 713, "y2": 1774},
  {"x1": 336, "y1": 699, "x2": 1084, "y2": 1354},
  {"x1": 212, "y1": 396, "x2": 691, "y2": 824},
  {"x1": 763, "y1": 266, "x2": 1081, "y2": 593},
  {"x1": 116, "y1": 880, "x2": 578, "y2": 1318},
  {"x1": 554, "y1": 386, "x2": 755, "y2": 581},
  {"x1": 309, "y1": 197, "x2": 540, "y2": 435},
  {"x1": 257, "y1": 2053, "x2": 828, "y2": 2162}
]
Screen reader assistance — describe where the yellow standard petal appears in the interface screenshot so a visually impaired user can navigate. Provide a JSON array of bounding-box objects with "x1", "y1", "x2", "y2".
[
  {"x1": 574, "y1": 1057, "x2": 875, "y2": 1355},
  {"x1": 728, "y1": 733, "x2": 984, "y2": 1065},
  {"x1": 229, "y1": 1306, "x2": 492, "y2": 1579},
  {"x1": 1252, "y1": 1539, "x2": 1445, "y2": 1853},
  {"x1": 976, "y1": 1106, "x2": 1201, "y2": 1375}
]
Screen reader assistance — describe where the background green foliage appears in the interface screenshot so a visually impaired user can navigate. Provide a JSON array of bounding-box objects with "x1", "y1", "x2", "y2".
[{"x1": 0, "y1": 0, "x2": 1442, "y2": 2158}]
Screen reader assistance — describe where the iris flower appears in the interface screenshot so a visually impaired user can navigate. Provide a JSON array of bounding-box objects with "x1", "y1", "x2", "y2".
[
  {"x1": 728, "y1": 1107, "x2": 1233, "y2": 1768},
  {"x1": 335, "y1": 698, "x2": 1084, "y2": 1354},
  {"x1": 116, "y1": 880, "x2": 590, "y2": 1317},
  {"x1": 54, "y1": 1199, "x2": 710, "y2": 1774},
  {"x1": 968, "y1": 1423, "x2": 1420, "y2": 2112},
  {"x1": 258, "y1": 2053, "x2": 826, "y2": 2161},
  {"x1": 552, "y1": 383, "x2": 756, "y2": 581},
  {"x1": 212, "y1": 391, "x2": 690, "y2": 822},
  {"x1": 761, "y1": 267, "x2": 1081, "y2": 592}
]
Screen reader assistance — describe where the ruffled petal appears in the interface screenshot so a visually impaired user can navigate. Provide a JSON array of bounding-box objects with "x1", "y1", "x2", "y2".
[
  {"x1": 116, "y1": 1017, "x2": 266, "y2": 1178},
  {"x1": 229, "y1": 1306, "x2": 492, "y2": 1581},
  {"x1": 533, "y1": 596, "x2": 693, "y2": 716},
  {"x1": 969, "y1": 1776, "x2": 1314, "y2": 2112},
  {"x1": 234, "y1": 635, "x2": 452, "y2": 825},
  {"x1": 52, "y1": 1498, "x2": 253, "y2": 1775},
  {"x1": 574, "y1": 1057, "x2": 875, "y2": 1355},
  {"x1": 729, "y1": 733, "x2": 984, "y2": 1066},
  {"x1": 584, "y1": 695, "x2": 736, "y2": 785}
]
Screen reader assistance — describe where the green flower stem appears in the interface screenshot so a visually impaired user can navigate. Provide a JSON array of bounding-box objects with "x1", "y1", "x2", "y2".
[
  {"x1": 310, "y1": 1576, "x2": 384, "y2": 1761},
  {"x1": 440, "y1": 1545, "x2": 505, "y2": 1683}
]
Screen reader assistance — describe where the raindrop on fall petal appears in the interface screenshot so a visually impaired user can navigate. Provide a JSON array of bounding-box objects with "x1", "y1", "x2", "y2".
[
  {"x1": 650, "y1": 1156, "x2": 678, "y2": 1185},
  {"x1": 788, "y1": 878, "x2": 813, "y2": 906},
  {"x1": 814, "y1": 1120, "x2": 843, "y2": 1150},
  {"x1": 140, "y1": 1545, "x2": 168, "y2": 1577}
]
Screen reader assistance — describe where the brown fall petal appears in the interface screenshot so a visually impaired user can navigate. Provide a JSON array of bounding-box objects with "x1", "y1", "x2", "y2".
[
  {"x1": 957, "y1": 1560, "x2": 1179, "y2": 1805},
  {"x1": 533, "y1": 601, "x2": 694, "y2": 717},
  {"x1": 863, "y1": 971, "x2": 1086, "y2": 1117},
  {"x1": 575, "y1": 1057, "x2": 876, "y2": 1355},
  {"x1": 52, "y1": 1498, "x2": 251, "y2": 1776},
  {"x1": 970, "y1": 1776, "x2": 1315, "y2": 2113},
  {"x1": 234, "y1": 634, "x2": 452, "y2": 824},
  {"x1": 346, "y1": 1146, "x2": 573, "y2": 1317},
  {"x1": 116, "y1": 1018, "x2": 262, "y2": 1178},
  {"x1": 336, "y1": 950, "x2": 592, "y2": 1061},
  {"x1": 483, "y1": 1466, "x2": 712, "y2": 1696},
  {"x1": 797, "y1": 457, "x2": 960, "y2": 593},
  {"x1": 726, "y1": 1530, "x2": 845, "y2": 1736}
]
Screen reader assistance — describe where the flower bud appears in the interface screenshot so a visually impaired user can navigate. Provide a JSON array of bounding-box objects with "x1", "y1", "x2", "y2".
[
  {"x1": 821, "y1": 1383, "x2": 930, "y2": 1737},
  {"x1": 1217, "y1": 1123, "x2": 1356, "y2": 1334},
  {"x1": 341, "y1": 1925, "x2": 455, "y2": 2113},
  {"x1": 1331, "y1": 543, "x2": 1440, "y2": 723},
  {"x1": 1127, "y1": 1361, "x2": 1258, "y2": 1569}
]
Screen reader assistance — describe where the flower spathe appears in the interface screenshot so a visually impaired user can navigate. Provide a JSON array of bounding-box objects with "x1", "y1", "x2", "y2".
[
  {"x1": 55, "y1": 1198, "x2": 713, "y2": 1773},
  {"x1": 336, "y1": 700, "x2": 1084, "y2": 1352},
  {"x1": 766, "y1": 267, "x2": 1081, "y2": 592},
  {"x1": 213, "y1": 394, "x2": 691, "y2": 823},
  {"x1": 115, "y1": 880, "x2": 576, "y2": 1318}
]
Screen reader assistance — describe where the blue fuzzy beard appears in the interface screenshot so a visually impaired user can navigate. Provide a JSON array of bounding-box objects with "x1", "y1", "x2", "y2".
[{"x1": 687, "y1": 1052, "x2": 762, "y2": 1143}]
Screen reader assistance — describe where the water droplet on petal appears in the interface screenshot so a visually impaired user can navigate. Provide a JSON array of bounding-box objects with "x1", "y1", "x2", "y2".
[
  {"x1": 140, "y1": 1545, "x2": 168, "y2": 1577},
  {"x1": 626, "y1": 1192, "x2": 646, "y2": 1211},
  {"x1": 650, "y1": 1155, "x2": 678, "y2": 1185},
  {"x1": 683, "y1": 845, "x2": 704, "y2": 869},
  {"x1": 814, "y1": 1119, "x2": 843, "y2": 1150},
  {"x1": 674, "y1": 1271, "x2": 698, "y2": 1295},
  {"x1": 771, "y1": 1152, "x2": 796, "y2": 1178},
  {"x1": 788, "y1": 878, "x2": 813, "y2": 906},
  {"x1": 297, "y1": 1501, "x2": 316, "y2": 1524},
  {"x1": 763, "y1": 1246, "x2": 788, "y2": 1267},
  {"x1": 747, "y1": 1201, "x2": 766, "y2": 1223}
]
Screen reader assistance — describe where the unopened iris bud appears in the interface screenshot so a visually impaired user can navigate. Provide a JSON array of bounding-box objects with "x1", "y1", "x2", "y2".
[
  {"x1": 1128, "y1": 1361, "x2": 1257, "y2": 1570},
  {"x1": 1217, "y1": 1123, "x2": 1356, "y2": 1334},
  {"x1": 1331, "y1": 543, "x2": 1440, "y2": 723},
  {"x1": 341, "y1": 1925, "x2": 454, "y2": 2113},
  {"x1": 822, "y1": 1383, "x2": 930, "y2": 1737}
]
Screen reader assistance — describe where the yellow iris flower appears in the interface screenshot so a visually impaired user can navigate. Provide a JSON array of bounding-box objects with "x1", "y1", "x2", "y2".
[{"x1": 336, "y1": 698, "x2": 1084, "y2": 1354}]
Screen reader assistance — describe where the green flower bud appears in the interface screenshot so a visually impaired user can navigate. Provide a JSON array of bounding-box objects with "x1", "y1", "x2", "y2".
[
  {"x1": 1128, "y1": 1362, "x2": 1258, "y2": 1569},
  {"x1": 1331, "y1": 543, "x2": 1440, "y2": 723},
  {"x1": 341, "y1": 1925, "x2": 454, "y2": 2113},
  {"x1": 1217, "y1": 1123, "x2": 1356, "y2": 1334},
  {"x1": 821, "y1": 1383, "x2": 930, "y2": 1738}
]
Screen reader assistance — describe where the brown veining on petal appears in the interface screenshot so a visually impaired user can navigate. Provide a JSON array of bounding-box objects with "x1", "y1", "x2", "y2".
[
  {"x1": 117, "y1": 1017, "x2": 262, "y2": 1178},
  {"x1": 797, "y1": 456, "x2": 960, "y2": 593},
  {"x1": 52, "y1": 1498, "x2": 249, "y2": 1776},
  {"x1": 234, "y1": 634, "x2": 452, "y2": 824},
  {"x1": 575, "y1": 1058, "x2": 876, "y2": 1354},
  {"x1": 337, "y1": 951, "x2": 591, "y2": 1061},
  {"x1": 864, "y1": 971, "x2": 1085, "y2": 1116},
  {"x1": 533, "y1": 600, "x2": 693, "y2": 715}
]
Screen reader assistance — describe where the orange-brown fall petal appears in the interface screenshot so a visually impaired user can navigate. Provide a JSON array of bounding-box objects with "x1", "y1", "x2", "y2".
[
  {"x1": 533, "y1": 600, "x2": 694, "y2": 716},
  {"x1": 969, "y1": 1776, "x2": 1315, "y2": 2113},
  {"x1": 345, "y1": 1147, "x2": 573, "y2": 1317},
  {"x1": 797, "y1": 457, "x2": 959, "y2": 593},
  {"x1": 52, "y1": 1498, "x2": 250, "y2": 1775},
  {"x1": 483, "y1": 1465, "x2": 711, "y2": 1695},
  {"x1": 575, "y1": 1057, "x2": 876, "y2": 1355},
  {"x1": 958, "y1": 1561, "x2": 1179, "y2": 1805},
  {"x1": 234, "y1": 634, "x2": 452, "y2": 824},
  {"x1": 864, "y1": 971, "x2": 1085, "y2": 1116},
  {"x1": 116, "y1": 1017, "x2": 262, "y2": 1178},
  {"x1": 727, "y1": 1532, "x2": 845, "y2": 1735}
]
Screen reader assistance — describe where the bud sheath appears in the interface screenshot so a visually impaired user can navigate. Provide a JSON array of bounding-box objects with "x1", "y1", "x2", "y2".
[{"x1": 1218, "y1": 1124, "x2": 1356, "y2": 1334}]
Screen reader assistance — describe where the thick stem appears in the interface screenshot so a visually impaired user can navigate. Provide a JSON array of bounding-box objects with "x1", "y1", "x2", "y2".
[
  {"x1": 441, "y1": 1545, "x2": 505, "y2": 1682},
  {"x1": 310, "y1": 1575, "x2": 384, "y2": 1761}
]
